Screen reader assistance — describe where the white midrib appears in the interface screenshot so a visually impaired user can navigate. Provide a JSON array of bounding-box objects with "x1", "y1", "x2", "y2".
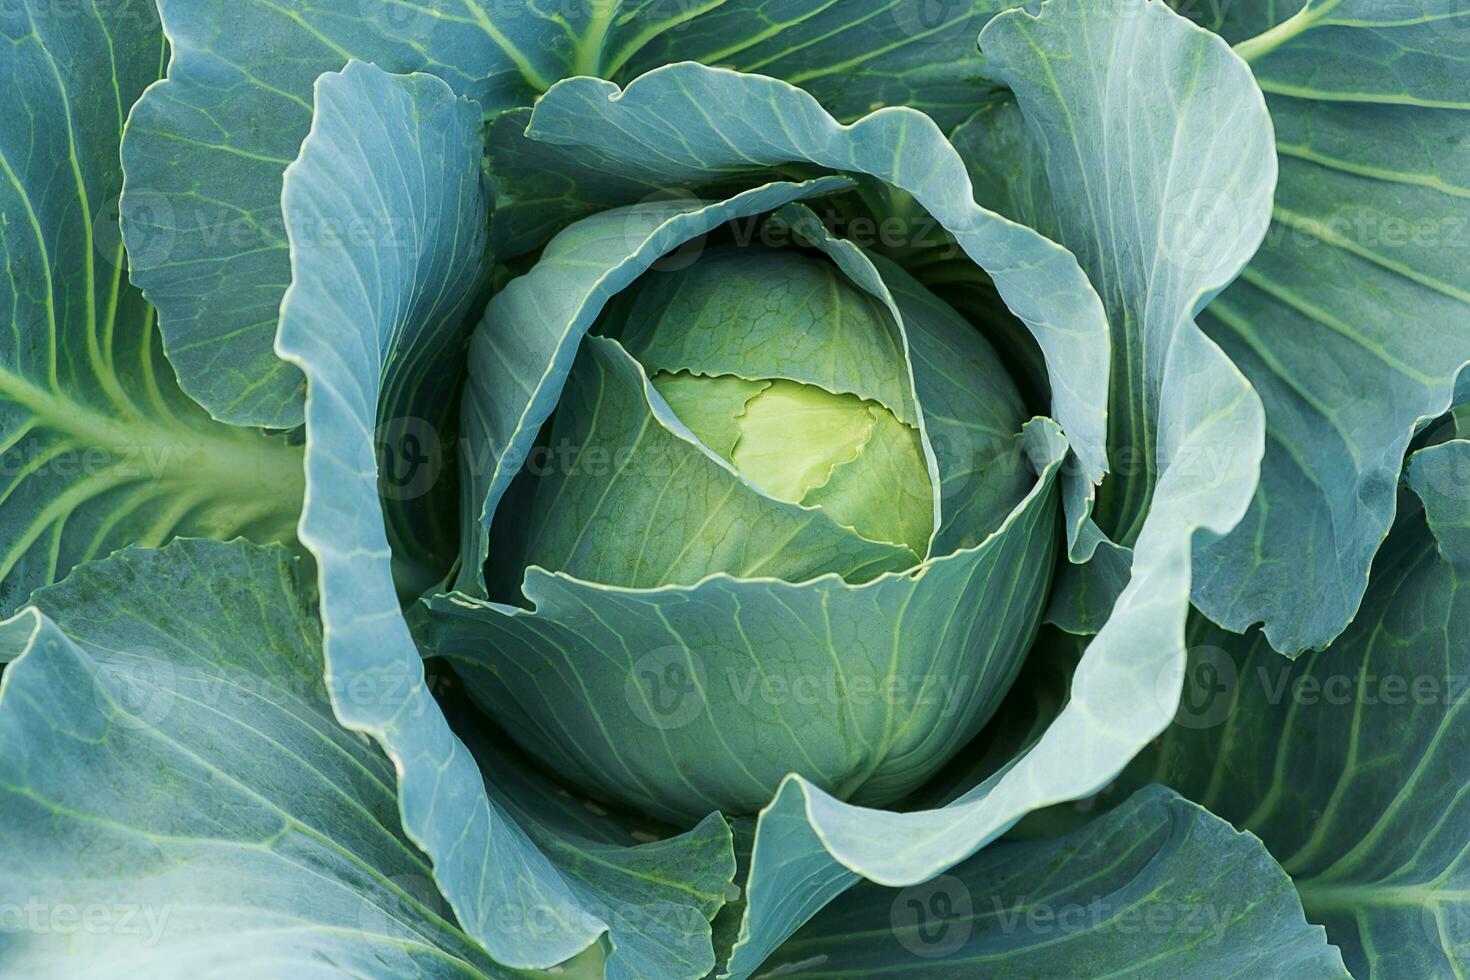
[
  {"x1": 0, "y1": 364, "x2": 304, "y2": 505},
  {"x1": 1296, "y1": 878, "x2": 1469, "y2": 913}
]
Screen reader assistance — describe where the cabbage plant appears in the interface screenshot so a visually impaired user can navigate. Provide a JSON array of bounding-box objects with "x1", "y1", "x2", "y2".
[{"x1": 1, "y1": 0, "x2": 1468, "y2": 977}]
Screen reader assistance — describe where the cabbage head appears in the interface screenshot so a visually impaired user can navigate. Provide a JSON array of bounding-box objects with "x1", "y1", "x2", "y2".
[{"x1": 1, "y1": 1, "x2": 1468, "y2": 979}]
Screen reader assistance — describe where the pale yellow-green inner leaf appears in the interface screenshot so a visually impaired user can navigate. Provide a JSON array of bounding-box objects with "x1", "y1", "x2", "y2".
[
  {"x1": 731, "y1": 379, "x2": 877, "y2": 503},
  {"x1": 651, "y1": 371, "x2": 769, "y2": 459},
  {"x1": 805, "y1": 403, "x2": 932, "y2": 558},
  {"x1": 652, "y1": 370, "x2": 933, "y2": 557}
]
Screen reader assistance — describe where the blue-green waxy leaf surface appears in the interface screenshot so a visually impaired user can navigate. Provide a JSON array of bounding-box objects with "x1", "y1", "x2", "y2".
[
  {"x1": 119, "y1": 0, "x2": 524, "y2": 428},
  {"x1": 764, "y1": 785, "x2": 1347, "y2": 978},
  {"x1": 1102, "y1": 453, "x2": 1470, "y2": 977},
  {"x1": 0, "y1": 0, "x2": 304, "y2": 614},
  {"x1": 274, "y1": 59, "x2": 737, "y2": 979},
  {"x1": 429, "y1": 11, "x2": 1270, "y2": 970},
  {"x1": 452, "y1": 727, "x2": 738, "y2": 980},
  {"x1": 430, "y1": 416, "x2": 1060, "y2": 826},
  {"x1": 119, "y1": 0, "x2": 1014, "y2": 428},
  {"x1": 0, "y1": 540, "x2": 519, "y2": 978},
  {"x1": 522, "y1": 62, "x2": 1112, "y2": 488},
  {"x1": 703, "y1": 1, "x2": 1271, "y2": 971},
  {"x1": 614, "y1": 1, "x2": 1012, "y2": 130},
  {"x1": 1408, "y1": 439, "x2": 1470, "y2": 563},
  {"x1": 481, "y1": 0, "x2": 1034, "y2": 255},
  {"x1": 1187, "y1": 0, "x2": 1470, "y2": 654},
  {"x1": 979, "y1": 0, "x2": 1276, "y2": 548},
  {"x1": 272, "y1": 60, "x2": 602, "y2": 970}
]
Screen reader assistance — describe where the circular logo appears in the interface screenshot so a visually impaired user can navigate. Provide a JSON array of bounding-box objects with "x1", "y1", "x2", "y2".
[
  {"x1": 890, "y1": 874, "x2": 973, "y2": 958},
  {"x1": 625, "y1": 646, "x2": 706, "y2": 730},
  {"x1": 620, "y1": 191, "x2": 708, "y2": 273},
  {"x1": 109, "y1": 0, "x2": 163, "y2": 31},
  {"x1": 93, "y1": 194, "x2": 130, "y2": 271},
  {"x1": 114, "y1": 190, "x2": 178, "y2": 272},
  {"x1": 375, "y1": 416, "x2": 444, "y2": 501},
  {"x1": 890, "y1": 0, "x2": 985, "y2": 46},
  {"x1": 91, "y1": 652, "x2": 176, "y2": 730},
  {"x1": 1419, "y1": 897, "x2": 1470, "y2": 951},
  {"x1": 356, "y1": 0, "x2": 441, "y2": 44},
  {"x1": 1156, "y1": 644, "x2": 1237, "y2": 730},
  {"x1": 1158, "y1": 183, "x2": 1242, "y2": 276}
]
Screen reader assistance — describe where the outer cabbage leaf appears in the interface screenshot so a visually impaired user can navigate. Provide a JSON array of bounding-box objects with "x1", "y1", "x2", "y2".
[
  {"x1": 1188, "y1": 0, "x2": 1470, "y2": 653},
  {"x1": 1409, "y1": 439, "x2": 1470, "y2": 562},
  {"x1": 451, "y1": 711, "x2": 739, "y2": 980},
  {"x1": 0, "y1": 0, "x2": 302, "y2": 612},
  {"x1": 977, "y1": 0, "x2": 1276, "y2": 545},
  {"x1": 764, "y1": 785, "x2": 1347, "y2": 978},
  {"x1": 266, "y1": 60, "x2": 585, "y2": 971},
  {"x1": 0, "y1": 540, "x2": 525, "y2": 978},
  {"x1": 1168, "y1": 0, "x2": 1307, "y2": 42},
  {"x1": 615, "y1": 0, "x2": 1014, "y2": 129},
  {"x1": 119, "y1": 0, "x2": 1016, "y2": 427},
  {"x1": 275, "y1": 60, "x2": 741, "y2": 978},
  {"x1": 1103, "y1": 448, "x2": 1470, "y2": 977},
  {"x1": 119, "y1": 0, "x2": 520, "y2": 426}
]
